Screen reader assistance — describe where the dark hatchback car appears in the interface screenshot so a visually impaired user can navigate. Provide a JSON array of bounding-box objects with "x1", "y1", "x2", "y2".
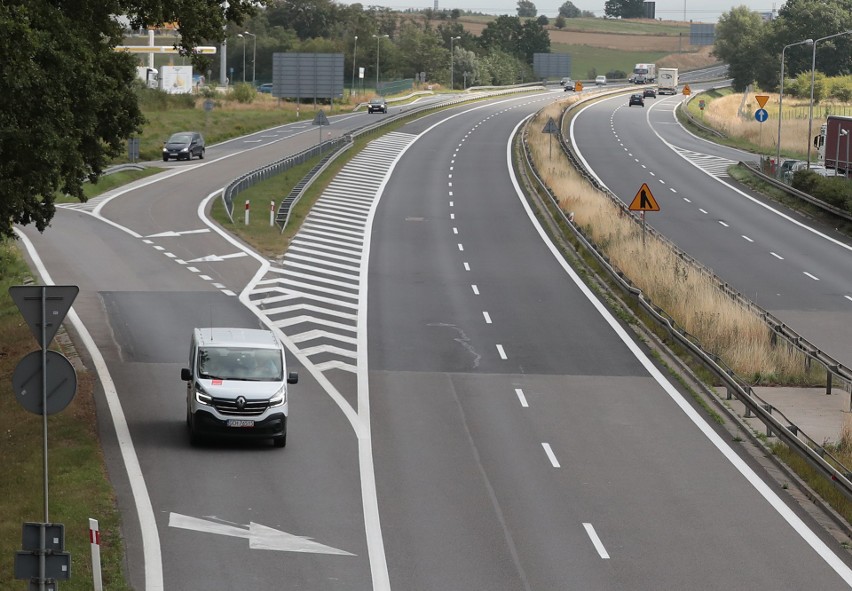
[
  {"x1": 163, "y1": 131, "x2": 205, "y2": 161},
  {"x1": 643, "y1": 87, "x2": 656, "y2": 98},
  {"x1": 367, "y1": 97, "x2": 388, "y2": 114},
  {"x1": 628, "y1": 94, "x2": 645, "y2": 107}
]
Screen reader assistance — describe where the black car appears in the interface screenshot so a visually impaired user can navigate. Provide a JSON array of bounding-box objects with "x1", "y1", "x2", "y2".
[
  {"x1": 628, "y1": 94, "x2": 645, "y2": 107},
  {"x1": 643, "y1": 87, "x2": 656, "y2": 98},
  {"x1": 367, "y1": 97, "x2": 388, "y2": 114},
  {"x1": 162, "y1": 131, "x2": 205, "y2": 161}
]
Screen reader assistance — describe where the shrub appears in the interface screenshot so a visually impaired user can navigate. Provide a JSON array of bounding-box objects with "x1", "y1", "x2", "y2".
[
  {"x1": 830, "y1": 77, "x2": 852, "y2": 102},
  {"x1": 606, "y1": 70, "x2": 627, "y2": 79},
  {"x1": 229, "y1": 82, "x2": 257, "y2": 104}
]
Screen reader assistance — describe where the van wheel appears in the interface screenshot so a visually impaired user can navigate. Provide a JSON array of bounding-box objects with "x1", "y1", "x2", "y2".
[{"x1": 273, "y1": 433, "x2": 286, "y2": 448}]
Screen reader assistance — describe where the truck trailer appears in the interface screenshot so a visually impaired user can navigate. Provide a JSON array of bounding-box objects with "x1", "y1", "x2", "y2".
[
  {"x1": 823, "y1": 115, "x2": 852, "y2": 175},
  {"x1": 657, "y1": 68, "x2": 678, "y2": 94}
]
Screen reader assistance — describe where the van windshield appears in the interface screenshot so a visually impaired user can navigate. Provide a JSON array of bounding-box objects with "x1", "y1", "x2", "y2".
[{"x1": 197, "y1": 347, "x2": 283, "y2": 381}]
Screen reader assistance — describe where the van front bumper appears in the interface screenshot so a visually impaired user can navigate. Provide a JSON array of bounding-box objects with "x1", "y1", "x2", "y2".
[{"x1": 191, "y1": 409, "x2": 287, "y2": 439}]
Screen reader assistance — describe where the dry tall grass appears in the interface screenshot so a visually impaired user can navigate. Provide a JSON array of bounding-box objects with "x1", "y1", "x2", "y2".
[
  {"x1": 700, "y1": 92, "x2": 848, "y2": 156},
  {"x1": 526, "y1": 99, "x2": 819, "y2": 383}
]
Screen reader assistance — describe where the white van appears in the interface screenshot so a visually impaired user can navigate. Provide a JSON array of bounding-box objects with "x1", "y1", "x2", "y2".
[{"x1": 181, "y1": 327, "x2": 298, "y2": 448}]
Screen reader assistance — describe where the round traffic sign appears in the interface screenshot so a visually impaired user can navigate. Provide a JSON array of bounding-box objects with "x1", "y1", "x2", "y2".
[
  {"x1": 12, "y1": 350, "x2": 77, "y2": 415},
  {"x1": 755, "y1": 108, "x2": 769, "y2": 122}
]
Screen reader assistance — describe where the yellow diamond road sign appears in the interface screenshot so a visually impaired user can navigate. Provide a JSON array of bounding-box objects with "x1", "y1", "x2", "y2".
[
  {"x1": 682, "y1": 84, "x2": 691, "y2": 95},
  {"x1": 755, "y1": 95, "x2": 769, "y2": 108},
  {"x1": 575, "y1": 81, "x2": 583, "y2": 92},
  {"x1": 629, "y1": 183, "x2": 660, "y2": 212}
]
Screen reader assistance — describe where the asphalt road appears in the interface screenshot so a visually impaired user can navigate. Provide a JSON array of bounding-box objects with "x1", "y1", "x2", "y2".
[
  {"x1": 572, "y1": 88, "x2": 852, "y2": 367},
  {"x1": 13, "y1": 88, "x2": 852, "y2": 590}
]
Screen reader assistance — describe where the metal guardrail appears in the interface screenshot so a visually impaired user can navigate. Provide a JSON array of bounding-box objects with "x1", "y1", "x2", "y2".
[{"x1": 516, "y1": 93, "x2": 852, "y2": 502}]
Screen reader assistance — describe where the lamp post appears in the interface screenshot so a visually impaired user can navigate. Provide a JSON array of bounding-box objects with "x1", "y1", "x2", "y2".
[
  {"x1": 351, "y1": 36, "x2": 358, "y2": 98},
  {"x1": 243, "y1": 32, "x2": 256, "y2": 85},
  {"x1": 808, "y1": 31, "x2": 852, "y2": 166},
  {"x1": 236, "y1": 33, "x2": 246, "y2": 83},
  {"x1": 372, "y1": 34, "x2": 388, "y2": 94},
  {"x1": 775, "y1": 38, "x2": 813, "y2": 177},
  {"x1": 449, "y1": 36, "x2": 460, "y2": 90}
]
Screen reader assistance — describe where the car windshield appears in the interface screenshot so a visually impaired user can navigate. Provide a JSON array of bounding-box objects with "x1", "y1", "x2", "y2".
[
  {"x1": 197, "y1": 346, "x2": 283, "y2": 381},
  {"x1": 370, "y1": 98, "x2": 384, "y2": 104},
  {"x1": 168, "y1": 134, "x2": 191, "y2": 144}
]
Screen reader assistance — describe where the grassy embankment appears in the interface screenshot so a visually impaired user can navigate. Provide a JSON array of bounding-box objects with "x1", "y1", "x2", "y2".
[{"x1": 524, "y1": 97, "x2": 852, "y2": 524}]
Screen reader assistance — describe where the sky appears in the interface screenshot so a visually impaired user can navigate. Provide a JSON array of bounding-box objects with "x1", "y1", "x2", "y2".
[{"x1": 347, "y1": 0, "x2": 783, "y2": 22}]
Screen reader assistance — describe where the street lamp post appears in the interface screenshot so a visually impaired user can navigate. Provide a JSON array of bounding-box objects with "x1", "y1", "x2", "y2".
[
  {"x1": 450, "y1": 36, "x2": 460, "y2": 90},
  {"x1": 775, "y1": 38, "x2": 813, "y2": 177},
  {"x1": 372, "y1": 34, "x2": 389, "y2": 94},
  {"x1": 808, "y1": 31, "x2": 852, "y2": 166},
  {"x1": 243, "y1": 32, "x2": 256, "y2": 85},
  {"x1": 351, "y1": 36, "x2": 358, "y2": 98},
  {"x1": 237, "y1": 33, "x2": 246, "y2": 83}
]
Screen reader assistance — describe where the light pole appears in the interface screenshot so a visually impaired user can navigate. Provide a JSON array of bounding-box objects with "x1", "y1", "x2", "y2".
[
  {"x1": 775, "y1": 38, "x2": 813, "y2": 177},
  {"x1": 243, "y1": 32, "x2": 256, "y2": 85},
  {"x1": 449, "y1": 36, "x2": 460, "y2": 90},
  {"x1": 236, "y1": 33, "x2": 246, "y2": 83},
  {"x1": 372, "y1": 34, "x2": 388, "y2": 94},
  {"x1": 351, "y1": 36, "x2": 358, "y2": 98},
  {"x1": 808, "y1": 31, "x2": 852, "y2": 166}
]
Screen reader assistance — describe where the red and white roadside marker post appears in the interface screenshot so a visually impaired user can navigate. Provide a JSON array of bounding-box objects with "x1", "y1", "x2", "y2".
[
  {"x1": 89, "y1": 518, "x2": 103, "y2": 591},
  {"x1": 269, "y1": 201, "x2": 275, "y2": 227},
  {"x1": 244, "y1": 200, "x2": 250, "y2": 225}
]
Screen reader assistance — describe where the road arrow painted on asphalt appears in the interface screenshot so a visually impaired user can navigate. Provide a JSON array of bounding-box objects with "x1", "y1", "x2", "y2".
[
  {"x1": 146, "y1": 229, "x2": 211, "y2": 238},
  {"x1": 187, "y1": 252, "x2": 249, "y2": 262},
  {"x1": 168, "y1": 512, "x2": 355, "y2": 556}
]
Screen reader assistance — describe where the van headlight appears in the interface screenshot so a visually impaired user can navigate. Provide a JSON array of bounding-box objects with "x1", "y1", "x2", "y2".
[
  {"x1": 194, "y1": 387, "x2": 213, "y2": 406},
  {"x1": 269, "y1": 387, "x2": 287, "y2": 408}
]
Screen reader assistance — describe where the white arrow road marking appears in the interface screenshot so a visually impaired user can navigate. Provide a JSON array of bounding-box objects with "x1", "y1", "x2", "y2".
[
  {"x1": 187, "y1": 252, "x2": 249, "y2": 262},
  {"x1": 146, "y1": 229, "x2": 211, "y2": 238},
  {"x1": 168, "y1": 513, "x2": 355, "y2": 556}
]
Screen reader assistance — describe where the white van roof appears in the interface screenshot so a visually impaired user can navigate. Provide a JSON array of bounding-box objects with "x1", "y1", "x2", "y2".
[{"x1": 194, "y1": 327, "x2": 280, "y2": 350}]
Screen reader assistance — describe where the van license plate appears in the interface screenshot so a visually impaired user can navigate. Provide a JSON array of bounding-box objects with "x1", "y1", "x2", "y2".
[{"x1": 227, "y1": 420, "x2": 255, "y2": 428}]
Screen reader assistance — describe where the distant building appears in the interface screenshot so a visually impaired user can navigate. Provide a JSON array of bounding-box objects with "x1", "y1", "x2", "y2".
[
  {"x1": 643, "y1": 2, "x2": 655, "y2": 19},
  {"x1": 434, "y1": 0, "x2": 438, "y2": 9}
]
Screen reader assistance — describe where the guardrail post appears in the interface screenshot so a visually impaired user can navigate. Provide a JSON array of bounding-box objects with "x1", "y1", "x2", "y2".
[
  {"x1": 725, "y1": 386, "x2": 733, "y2": 400},
  {"x1": 826, "y1": 371, "x2": 833, "y2": 395},
  {"x1": 762, "y1": 404, "x2": 774, "y2": 437}
]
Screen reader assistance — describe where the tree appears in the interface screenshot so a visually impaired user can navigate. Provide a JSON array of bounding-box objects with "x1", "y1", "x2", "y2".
[
  {"x1": 712, "y1": 6, "x2": 769, "y2": 91},
  {"x1": 770, "y1": 0, "x2": 852, "y2": 80},
  {"x1": 516, "y1": 0, "x2": 537, "y2": 18},
  {"x1": 0, "y1": 0, "x2": 259, "y2": 240},
  {"x1": 604, "y1": 0, "x2": 644, "y2": 19},
  {"x1": 554, "y1": 15, "x2": 567, "y2": 29},
  {"x1": 537, "y1": 15, "x2": 549, "y2": 26},
  {"x1": 558, "y1": 1, "x2": 581, "y2": 18}
]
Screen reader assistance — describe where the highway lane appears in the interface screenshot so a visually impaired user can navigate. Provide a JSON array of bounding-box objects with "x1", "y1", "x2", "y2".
[
  {"x1": 366, "y1": 94, "x2": 852, "y2": 588},
  {"x1": 572, "y1": 90, "x2": 852, "y2": 367},
  {"x1": 16, "y1": 112, "x2": 398, "y2": 590}
]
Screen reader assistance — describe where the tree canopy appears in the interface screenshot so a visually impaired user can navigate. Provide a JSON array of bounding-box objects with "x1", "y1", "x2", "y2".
[
  {"x1": 604, "y1": 0, "x2": 644, "y2": 19},
  {"x1": 0, "y1": 0, "x2": 259, "y2": 239},
  {"x1": 558, "y1": 1, "x2": 581, "y2": 18},
  {"x1": 516, "y1": 0, "x2": 537, "y2": 18}
]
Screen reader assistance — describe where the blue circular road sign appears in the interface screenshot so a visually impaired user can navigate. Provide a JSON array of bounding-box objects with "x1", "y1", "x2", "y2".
[{"x1": 755, "y1": 108, "x2": 769, "y2": 122}]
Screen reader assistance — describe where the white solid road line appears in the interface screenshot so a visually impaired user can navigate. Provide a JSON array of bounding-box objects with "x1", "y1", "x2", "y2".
[{"x1": 515, "y1": 388, "x2": 529, "y2": 407}]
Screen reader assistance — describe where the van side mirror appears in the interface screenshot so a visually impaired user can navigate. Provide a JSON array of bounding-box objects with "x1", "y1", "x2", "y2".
[
  {"x1": 287, "y1": 372, "x2": 299, "y2": 385},
  {"x1": 181, "y1": 367, "x2": 192, "y2": 381}
]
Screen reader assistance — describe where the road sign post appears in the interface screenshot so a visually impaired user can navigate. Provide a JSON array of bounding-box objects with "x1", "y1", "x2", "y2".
[
  {"x1": 629, "y1": 183, "x2": 661, "y2": 246},
  {"x1": 542, "y1": 117, "x2": 559, "y2": 158},
  {"x1": 9, "y1": 285, "x2": 79, "y2": 591}
]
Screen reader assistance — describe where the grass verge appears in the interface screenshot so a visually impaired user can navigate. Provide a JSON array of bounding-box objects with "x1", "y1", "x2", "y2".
[{"x1": 0, "y1": 240, "x2": 132, "y2": 591}]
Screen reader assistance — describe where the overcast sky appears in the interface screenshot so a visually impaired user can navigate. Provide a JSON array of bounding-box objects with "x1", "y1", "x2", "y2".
[{"x1": 352, "y1": 1, "x2": 782, "y2": 22}]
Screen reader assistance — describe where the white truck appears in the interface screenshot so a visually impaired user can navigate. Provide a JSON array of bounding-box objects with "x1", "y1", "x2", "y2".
[
  {"x1": 657, "y1": 67, "x2": 679, "y2": 95},
  {"x1": 631, "y1": 63, "x2": 656, "y2": 83},
  {"x1": 136, "y1": 66, "x2": 159, "y2": 89}
]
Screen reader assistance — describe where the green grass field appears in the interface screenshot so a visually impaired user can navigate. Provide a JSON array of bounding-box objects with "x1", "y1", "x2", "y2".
[{"x1": 550, "y1": 44, "x2": 670, "y2": 79}]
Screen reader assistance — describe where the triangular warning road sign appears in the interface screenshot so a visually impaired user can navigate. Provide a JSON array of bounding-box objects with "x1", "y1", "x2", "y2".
[
  {"x1": 628, "y1": 183, "x2": 660, "y2": 212},
  {"x1": 9, "y1": 285, "x2": 79, "y2": 348},
  {"x1": 755, "y1": 95, "x2": 769, "y2": 108},
  {"x1": 682, "y1": 84, "x2": 691, "y2": 95},
  {"x1": 312, "y1": 110, "x2": 329, "y2": 126},
  {"x1": 542, "y1": 117, "x2": 559, "y2": 134}
]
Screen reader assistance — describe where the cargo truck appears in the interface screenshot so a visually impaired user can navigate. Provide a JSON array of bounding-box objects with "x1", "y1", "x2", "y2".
[
  {"x1": 136, "y1": 66, "x2": 159, "y2": 89},
  {"x1": 657, "y1": 68, "x2": 678, "y2": 94},
  {"x1": 823, "y1": 115, "x2": 852, "y2": 175},
  {"x1": 631, "y1": 63, "x2": 656, "y2": 83}
]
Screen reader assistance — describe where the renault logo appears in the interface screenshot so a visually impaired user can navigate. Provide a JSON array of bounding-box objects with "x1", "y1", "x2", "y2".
[{"x1": 236, "y1": 396, "x2": 247, "y2": 410}]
